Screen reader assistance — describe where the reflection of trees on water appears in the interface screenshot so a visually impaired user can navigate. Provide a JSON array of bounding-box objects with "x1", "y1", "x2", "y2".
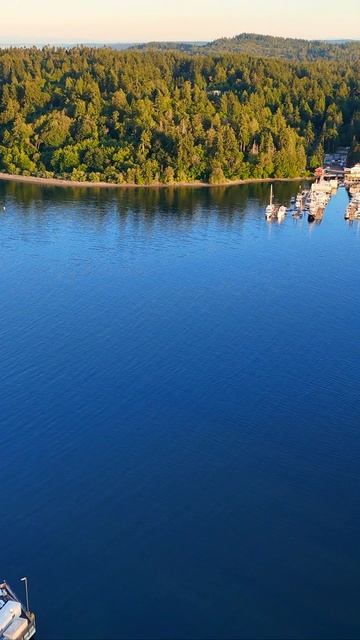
[{"x1": 0, "y1": 180, "x2": 306, "y2": 230}]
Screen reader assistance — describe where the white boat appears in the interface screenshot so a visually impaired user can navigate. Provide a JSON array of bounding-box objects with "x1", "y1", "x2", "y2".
[
  {"x1": 0, "y1": 582, "x2": 35, "y2": 640},
  {"x1": 277, "y1": 205, "x2": 287, "y2": 219},
  {"x1": 312, "y1": 179, "x2": 332, "y2": 195},
  {"x1": 265, "y1": 184, "x2": 276, "y2": 220},
  {"x1": 345, "y1": 193, "x2": 360, "y2": 220},
  {"x1": 344, "y1": 163, "x2": 360, "y2": 186},
  {"x1": 305, "y1": 179, "x2": 332, "y2": 220},
  {"x1": 349, "y1": 184, "x2": 360, "y2": 196}
]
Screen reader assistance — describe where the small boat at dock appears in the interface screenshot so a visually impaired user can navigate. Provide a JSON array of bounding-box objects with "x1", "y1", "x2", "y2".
[
  {"x1": 345, "y1": 192, "x2": 360, "y2": 220},
  {"x1": 311, "y1": 178, "x2": 332, "y2": 195},
  {"x1": 277, "y1": 205, "x2": 287, "y2": 219},
  {"x1": 295, "y1": 189, "x2": 309, "y2": 211},
  {"x1": 265, "y1": 184, "x2": 276, "y2": 220},
  {"x1": 349, "y1": 184, "x2": 360, "y2": 197},
  {"x1": 304, "y1": 178, "x2": 333, "y2": 222},
  {"x1": 265, "y1": 186, "x2": 287, "y2": 222},
  {"x1": 308, "y1": 206, "x2": 325, "y2": 223}
]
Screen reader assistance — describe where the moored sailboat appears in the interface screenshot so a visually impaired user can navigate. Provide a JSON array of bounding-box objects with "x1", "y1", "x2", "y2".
[{"x1": 265, "y1": 184, "x2": 276, "y2": 220}]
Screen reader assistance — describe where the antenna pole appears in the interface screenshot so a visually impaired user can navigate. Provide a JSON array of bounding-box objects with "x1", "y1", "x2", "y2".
[{"x1": 21, "y1": 577, "x2": 30, "y2": 612}]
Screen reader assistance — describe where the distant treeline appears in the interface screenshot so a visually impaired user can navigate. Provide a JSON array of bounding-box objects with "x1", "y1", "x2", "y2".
[
  {"x1": 0, "y1": 46, "x2": 359, "y2": 185},
  {"x1": 133, "y1": 33, "x2": 360, "y2": 62}
]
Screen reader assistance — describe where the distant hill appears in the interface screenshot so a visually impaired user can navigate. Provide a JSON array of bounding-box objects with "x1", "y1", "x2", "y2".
[
  {"x1": 129, "y1": 33, "x2": 360, "y2": 61},
  {"x1": 120, "y1": 41, "x2": 207, "y2": 52},
  {"x1": 204, "y1": 33, "x2": 360, "y2": 60},
  {"x1": 2, "y1": 35, "x2": 358, "y2": 60}
]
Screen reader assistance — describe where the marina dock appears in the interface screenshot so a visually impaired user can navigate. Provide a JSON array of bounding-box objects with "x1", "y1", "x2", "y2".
[
  {"x1": 344, "y1": 163, "x2": 360, "y2": 220},
  {"x1": 265, "y1": 150, "x2": 360, "y2": 224}
]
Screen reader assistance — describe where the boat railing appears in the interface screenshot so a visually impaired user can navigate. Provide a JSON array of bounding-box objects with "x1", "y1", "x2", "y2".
[{"x1": 23, "y1": 618, "x2": 36, "y2": 640}]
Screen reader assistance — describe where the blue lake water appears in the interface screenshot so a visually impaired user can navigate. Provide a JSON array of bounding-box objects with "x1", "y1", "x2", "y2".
[{"x1": 1, "y1": 180, "x2": 359, "y2": 639}]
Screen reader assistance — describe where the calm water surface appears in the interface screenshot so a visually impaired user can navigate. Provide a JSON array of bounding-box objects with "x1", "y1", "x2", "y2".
[{"x1": 1, "y1": 180, "x2": 359, "y2": 640}]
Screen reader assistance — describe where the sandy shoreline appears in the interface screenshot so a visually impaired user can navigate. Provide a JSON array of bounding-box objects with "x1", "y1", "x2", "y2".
[{"x1": 0, "y1": 172, "x2": 311, "y2": 190}]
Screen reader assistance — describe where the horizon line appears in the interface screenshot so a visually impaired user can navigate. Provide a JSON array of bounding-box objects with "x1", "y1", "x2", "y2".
[{"x1": 0, "y1": 32, "x2": 359, "y2": 46}]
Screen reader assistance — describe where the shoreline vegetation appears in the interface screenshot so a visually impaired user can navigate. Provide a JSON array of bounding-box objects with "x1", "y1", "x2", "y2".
[
  {"x1": 0, "y1": 43, "x2": 358, "y2": 186},
  {"x1": 0, "y1": 171, "x2": 311, "y2": 190}
]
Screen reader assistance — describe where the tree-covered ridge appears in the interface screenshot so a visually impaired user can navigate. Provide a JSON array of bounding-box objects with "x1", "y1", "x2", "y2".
[
  {"x1": 206, "y1": 33, "x2": 360, "y2": 61},
  {"x1": 0, "y1": 47, "x2": 359, "y2": 185},
  {"x1": 129, "y1": 42, "x2": 203, "y2": 53},
  {"x1": 131, "y1": 33, "x2": 360, "y2": 62}
]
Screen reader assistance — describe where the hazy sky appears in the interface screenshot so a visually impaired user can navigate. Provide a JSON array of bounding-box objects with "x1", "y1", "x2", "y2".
[{"x1": 1, "y1": 0, "x2": 359, "y2": 43}]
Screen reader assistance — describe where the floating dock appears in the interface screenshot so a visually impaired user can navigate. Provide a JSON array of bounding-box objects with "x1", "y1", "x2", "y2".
[{"x1": 0, "y1": 582, "x2": 35, "y2": 640}]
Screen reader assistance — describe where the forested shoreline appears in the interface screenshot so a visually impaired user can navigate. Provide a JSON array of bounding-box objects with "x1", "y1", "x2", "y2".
[{"x1": 0, "y1": 47, "x2": 359, "y2": 186}]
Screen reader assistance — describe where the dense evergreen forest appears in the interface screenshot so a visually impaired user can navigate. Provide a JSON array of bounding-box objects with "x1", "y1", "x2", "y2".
[
  {"x1": 134, "y1": 33, "x2": 360, "y2": 62},
  {"x1": 0, "y1": 46, "x2": 359, "y2": 185}
]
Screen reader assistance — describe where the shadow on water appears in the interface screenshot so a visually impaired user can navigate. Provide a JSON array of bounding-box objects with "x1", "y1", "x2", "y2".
[{"x1": 0, "y1": 179, "x2": 308, "y2": 226}]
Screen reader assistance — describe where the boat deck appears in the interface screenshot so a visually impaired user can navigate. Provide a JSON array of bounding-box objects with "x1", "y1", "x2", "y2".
[{"x1": 0, "y1": 583, "x2": 35, "y2": 640}]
